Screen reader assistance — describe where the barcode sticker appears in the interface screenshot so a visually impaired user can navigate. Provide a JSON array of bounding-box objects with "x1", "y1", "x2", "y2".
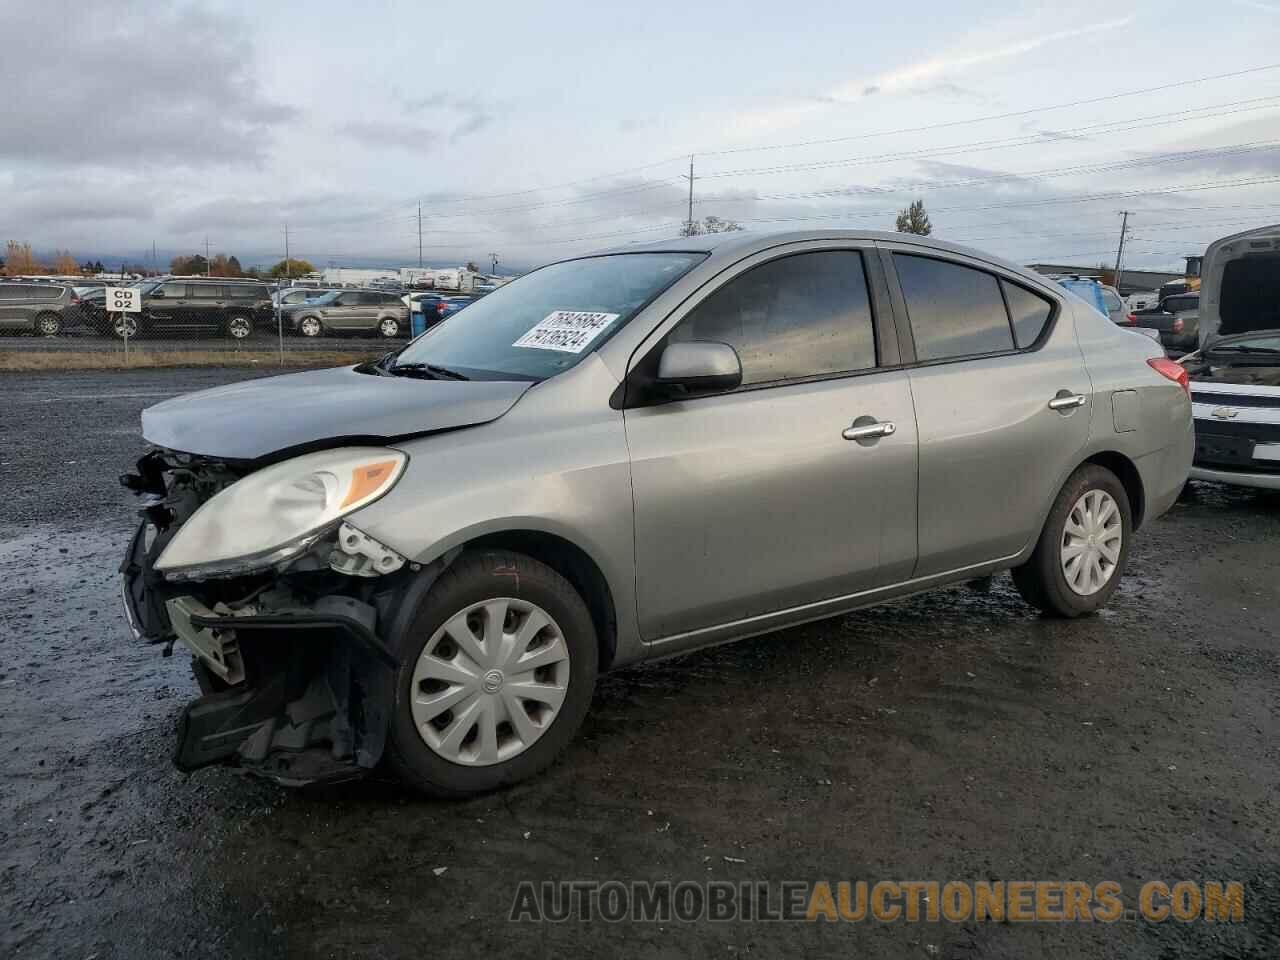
[{"x1": 513, "y1": 311, "x2": 620, "y2": 353}]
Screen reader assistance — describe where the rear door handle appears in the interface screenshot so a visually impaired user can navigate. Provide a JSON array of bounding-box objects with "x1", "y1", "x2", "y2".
[
  {"x1": 843, "y1": 420, "x2": 896, "y2": 442},
  {"x1": 1048, "y1": 393, "x2": 1087, "y2": 411}
]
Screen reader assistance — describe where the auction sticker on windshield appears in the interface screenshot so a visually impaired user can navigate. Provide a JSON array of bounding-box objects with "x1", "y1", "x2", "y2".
[{"x1": 513, "y1": 311, "x2": 620, "y2": 353}]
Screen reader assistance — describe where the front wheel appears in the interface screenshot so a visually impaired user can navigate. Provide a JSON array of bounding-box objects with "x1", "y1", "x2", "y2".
[
  {"x1": 1012, "y1": 464, "x2": 1132, "y2": 617},
  {"x1": 298, "y1": 316, "x2": 323, "y2": 337},
  {"x1": 386, "y1": 550, "x2": 598, "y2": 797}
]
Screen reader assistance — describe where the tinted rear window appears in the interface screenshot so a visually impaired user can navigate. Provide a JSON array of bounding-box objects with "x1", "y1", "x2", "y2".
[{"x1": 895, "y1": 254, "x2": 1014, "y2": 360}]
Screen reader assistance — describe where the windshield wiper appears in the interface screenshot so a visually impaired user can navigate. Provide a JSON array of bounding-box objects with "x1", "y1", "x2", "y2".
[
  {"x1": 1213, "y1": 345, "x2": 1280, "y2": 355},
  {"x1": 389, "y1": 362, "x2": 470, "y2": 380}
]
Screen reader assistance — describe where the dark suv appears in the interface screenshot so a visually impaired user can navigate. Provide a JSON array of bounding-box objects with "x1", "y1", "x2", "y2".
[
  {"x1": 0, "y1": 282, "x2": 82, "y2": 336},
  {"x1": 115, "y1": 278, "x2": 273, "y2": 339}
]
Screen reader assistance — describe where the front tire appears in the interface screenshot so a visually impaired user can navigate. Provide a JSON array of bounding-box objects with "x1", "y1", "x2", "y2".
[
  {"x1": 386, "y1": 550, "x2": 598, "y2": 798},
  {"x1": 298, "y1": 316, "x2": 323, "y2": 337},
  {"x1": 1013, "y1": 464, "x2": 1132, "y2": 617}
]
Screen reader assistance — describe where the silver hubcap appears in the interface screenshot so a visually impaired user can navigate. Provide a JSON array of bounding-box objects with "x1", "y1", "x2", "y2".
[
  {"x1": 1061, "y1": 489, "x2": 1122, "y2": 596},
  {"x1": 38, "y1": 317, "x2": 58, "y2": 335},
  {"x1": 380, "y1": 318, "x2": 398, "y2": 336},
  {"x1": 301, "y1": 318, "x2": 320, "y2": 336},
  {"x1": 229, "y1": 318, "x2": 250, "y2": 338},
  {"x1": 410, "y1": 598, "x2": 570, "y2": 766},
  {"x1": 115, "y1": 317, "x2": 136, "y2": 337}
]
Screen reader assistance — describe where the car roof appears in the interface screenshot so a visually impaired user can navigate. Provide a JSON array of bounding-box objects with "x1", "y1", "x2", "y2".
[{"x1": 589, "y1": 228, "x2": 1057, "y2": 291}]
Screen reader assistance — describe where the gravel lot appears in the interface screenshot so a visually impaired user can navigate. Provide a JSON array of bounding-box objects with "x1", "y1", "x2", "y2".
[{"x1": 2, "y1": 369, "x2": 1278, "y2": 959}]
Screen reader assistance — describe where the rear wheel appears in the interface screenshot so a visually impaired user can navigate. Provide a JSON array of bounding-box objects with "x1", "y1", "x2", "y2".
[
  {"x1": 1012, "y1": 464, "x2": 1132, "y2": 617},
  {"x1": 111, "y1": 314, "x2": 139, "y2": 339},
  {"x1": 35, "y1": 313, "x2": 61, "y2": 337},
  {"x1": 225, "y1": 314, "x2": 253, "y2": 339},
  {"x1": 386, "y1": 550, "x2": 598, "y2": 798},
  {"x1": 378, "y1": 316, "x2": 401, "y2": 338}
]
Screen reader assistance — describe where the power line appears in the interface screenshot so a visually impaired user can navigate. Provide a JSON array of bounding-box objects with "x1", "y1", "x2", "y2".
[{"x1": 407, "y1": 61, "x2": 1280, "y2": 206}]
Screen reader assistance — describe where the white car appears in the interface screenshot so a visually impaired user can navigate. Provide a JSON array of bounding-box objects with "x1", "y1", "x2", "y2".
[{"x1": 1182, "y1": 224, "x2": 1280, "y2": 489}]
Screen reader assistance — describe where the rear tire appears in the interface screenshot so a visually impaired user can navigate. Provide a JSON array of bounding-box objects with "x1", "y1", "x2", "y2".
[
  {"x1": 225, "y1": 314, "x2": 253, "y2": 339},
  {"x1": 378, "y1": 316, "x2": 401, "y2": 338},
  {"x1": 386, "y1": 550, "x2": 598, "y2": 798},
  {"x1": 35, "y1": 313, "x2": 61, "y2": 337},
  {"x1": 1012, "y1": 464, "x2": 1132, "y2": 618}
]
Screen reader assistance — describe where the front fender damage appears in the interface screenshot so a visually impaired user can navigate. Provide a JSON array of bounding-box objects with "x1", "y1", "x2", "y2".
[{"x1": 120, "y1": 448, "x2": 447, "y2": 787}]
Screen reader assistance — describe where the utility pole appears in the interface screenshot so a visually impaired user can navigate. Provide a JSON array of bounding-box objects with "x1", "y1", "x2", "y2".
[
  {"x1": 681, "y1": 155, "x2": 695, "y2": 236},
  {"x1": 205, "y1": 237, "x2": 211, "y2": 276},
  {"x1": 284, "y1": 224, "x2": 291, "y2": 281},
  {"x1": 417, "y1": 203, "x2": 423, "y2": 268},
  {"x1": 1113, "y1": 211, "x2": 1131, "y2": 293},
  {"x1": 489, "y1": 252, "x2": 499, "y2": 274}
]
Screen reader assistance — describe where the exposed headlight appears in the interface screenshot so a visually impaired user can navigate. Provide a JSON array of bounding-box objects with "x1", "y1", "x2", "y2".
[{"x1": 156, "y1": 447, "x2": 407, "y2": 580}]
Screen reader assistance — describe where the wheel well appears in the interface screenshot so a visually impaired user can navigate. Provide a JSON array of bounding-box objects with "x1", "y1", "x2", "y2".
[
  {"x1": 462, "y1": 531, "x2": 618, "y2": 670},
  {"x1": 35, "y1": 311, "x2": 60, "y2": 324},
  {"x1": 1085, "y1": 451, "x2": 1145, "y2": 529}
]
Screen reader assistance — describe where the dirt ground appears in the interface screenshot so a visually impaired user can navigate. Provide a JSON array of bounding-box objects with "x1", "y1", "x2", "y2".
[{"x1": 2, "y1": 369, "x2": 1278, "y2": 959}]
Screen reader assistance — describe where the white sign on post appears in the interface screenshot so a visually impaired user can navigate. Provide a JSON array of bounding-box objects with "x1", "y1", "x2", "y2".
[{"x1": 105, "y1": 287, "x2": 141, "y2": 312}]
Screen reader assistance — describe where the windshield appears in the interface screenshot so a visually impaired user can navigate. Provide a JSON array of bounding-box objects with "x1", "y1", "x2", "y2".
[{"x1": 393, "y1": 252, "x2": 704, "y2": 380}]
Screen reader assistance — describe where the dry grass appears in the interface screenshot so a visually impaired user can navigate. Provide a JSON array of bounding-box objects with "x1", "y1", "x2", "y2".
[{"x1": 0, "y1": 349, "x2": 381, "y2": 372}]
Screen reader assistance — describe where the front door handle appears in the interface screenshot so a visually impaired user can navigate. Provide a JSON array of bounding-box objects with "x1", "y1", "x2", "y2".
[
  {"x1": 842, "y1": 419, "x2": 896, "y2": 442},
  {"x1": 1048, "y1": 392, "x2": 1087, "y2": 411}
]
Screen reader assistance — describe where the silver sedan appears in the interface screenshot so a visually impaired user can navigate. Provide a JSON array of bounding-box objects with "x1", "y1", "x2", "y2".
[{"x1": 123, "y1": 230, "x2": 1194, "y2": 796}]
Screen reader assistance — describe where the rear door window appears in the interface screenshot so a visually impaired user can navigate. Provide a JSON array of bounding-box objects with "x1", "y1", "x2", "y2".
[
  {"x1": 894, "y1": 254, "x2": 1014, "y2": 361},
  {"x1": 670, "y1": 249, "x2": 878, "y2": 386},
  {"x1": 189, "y1": 285, "x2": 222, "y2": 299},
  {"x1": 158, "y1": 282, "x2": 188, "y2": 298}
]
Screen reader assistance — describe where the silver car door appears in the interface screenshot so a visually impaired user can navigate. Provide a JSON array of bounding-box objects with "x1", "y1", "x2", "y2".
[
  {"x1": 625, "y1": 246, "x2": 918, "y2": 643},
  {"x1": 878, "y1": 242, "x2": 1091, "y2": 577}
]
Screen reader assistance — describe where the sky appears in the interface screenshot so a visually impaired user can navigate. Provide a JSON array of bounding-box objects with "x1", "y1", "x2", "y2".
[{"x1": 3, "y1": 0, "x2": 1280, "y2": 275}]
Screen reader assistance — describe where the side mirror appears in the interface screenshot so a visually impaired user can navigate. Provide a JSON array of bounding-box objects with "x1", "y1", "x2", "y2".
[{"x1": 655, "y1": 341, "x2": 742, "y2": 396}]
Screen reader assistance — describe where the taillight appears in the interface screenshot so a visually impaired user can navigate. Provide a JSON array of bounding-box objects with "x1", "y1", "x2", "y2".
[
  {"x1": 1148, "y1": 357, "x2": 1189, "y2": 395},
  {"x1": 1125, "y1": 313, "x2": 1136, "y2": 325},
  {"x1": 436, "y1": 302, "x2": 447, "y2": 315},
  {"x1": 1171, "y1": 318, "x2": 1183, "y2": 333},
  {"x1": 70, "y1": 296, "x2": 80, "y2": 304}
]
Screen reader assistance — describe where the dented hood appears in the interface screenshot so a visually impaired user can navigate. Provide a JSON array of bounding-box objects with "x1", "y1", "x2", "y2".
[{"x1": 141, "y1": 365, "x2": 532, "y2": 461}]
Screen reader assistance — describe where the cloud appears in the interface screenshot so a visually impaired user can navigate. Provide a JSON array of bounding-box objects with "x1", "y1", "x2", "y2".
[
  {"x1": 831, "y1": 17, "x2": 1137, "y2": 100},
  {"x1": 337, "y1": 121, "x2": 439, "y2": 152},
  {"x1": 401, "y1": 91, "x2": 495, "y2": 144},
  {"x1": 0, "y1": 2, "x2": 295, "y2": 169}
]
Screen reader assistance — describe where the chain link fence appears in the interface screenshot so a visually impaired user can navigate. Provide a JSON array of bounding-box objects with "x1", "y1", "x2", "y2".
[{"x1": 0, "y1": 274, "x2": 450, "y2": 369}]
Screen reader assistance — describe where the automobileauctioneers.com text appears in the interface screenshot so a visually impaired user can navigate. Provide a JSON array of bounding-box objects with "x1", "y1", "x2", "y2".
[{"x1": 509, "y1": 880, "x2": 1244, "y2": 924}]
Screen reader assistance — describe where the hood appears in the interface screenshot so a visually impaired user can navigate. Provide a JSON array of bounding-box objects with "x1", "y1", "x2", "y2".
[
  {"x1": 1199, "y1": 224, "x2": 1280, "y2": 349},
  {"x1": 142, "y1": 365, "x2": 533, "y2": 461}
]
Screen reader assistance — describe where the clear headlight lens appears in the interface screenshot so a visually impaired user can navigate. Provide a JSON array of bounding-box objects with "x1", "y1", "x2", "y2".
[{"x1": 156, "y1": 447, "x2": 407, "y2": 579}]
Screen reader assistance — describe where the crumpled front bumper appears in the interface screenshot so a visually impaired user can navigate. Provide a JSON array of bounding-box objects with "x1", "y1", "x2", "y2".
[{"x1": 119, "y1": 520, "x2": 405, "y2": 786}]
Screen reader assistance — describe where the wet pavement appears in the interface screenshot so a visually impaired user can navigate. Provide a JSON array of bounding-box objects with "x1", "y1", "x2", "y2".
[{"x1": 2, "y1": 369, "x2": 1278, "y2": 959}]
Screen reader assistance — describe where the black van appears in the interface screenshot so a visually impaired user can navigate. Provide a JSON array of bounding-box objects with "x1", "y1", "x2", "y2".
[{"x1": 116, "y1": 278, "x2": 273, "y2": 339}]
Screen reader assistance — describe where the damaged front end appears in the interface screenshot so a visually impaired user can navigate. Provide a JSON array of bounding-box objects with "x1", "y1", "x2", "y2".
[{"x1": 119, "y1": 448, "x2": 421, "y2": 786}]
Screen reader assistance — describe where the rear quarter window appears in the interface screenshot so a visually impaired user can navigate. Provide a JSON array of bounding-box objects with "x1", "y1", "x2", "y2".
[{"x1": 1001, "y1": 280, "x2": 1054, "y2": 348}]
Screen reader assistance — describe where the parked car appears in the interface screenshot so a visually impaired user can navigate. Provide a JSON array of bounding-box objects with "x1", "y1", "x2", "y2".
[
  {"x1": 284, "y1": 289, "x2": 409, "y2": 338},
  {"x1": 1130, "y1": 293, "x2": 1200, "y2": 354},
  {"x1": 272, "y1": 287, "x2": 339, "y2": 307},
  {"x1": 111, "y1": 278, "x2": 273, "y2": 339},
  {"x1": 120, "y1": 230, "x2": 1192, "y2": 796},
  {"x1": 1126, "y1": 291, "x2": 1159, "y2": 313},
  {"x1": 405, "y1": 293, "x2": 473, "y2": 333},
  {"x1": 1182, "y1": 223, "x2": 1280, "y2": 490},
  {"x1": 0, "y1": 281, "x2": 82, "y2": 336}
]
